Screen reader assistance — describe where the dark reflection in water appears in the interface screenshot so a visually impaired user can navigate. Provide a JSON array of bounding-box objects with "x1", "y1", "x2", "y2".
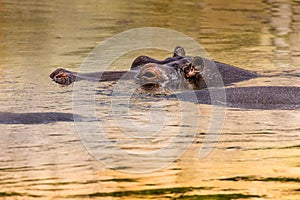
[{"x1": 0, "y1": 0, "x2": 300, "y2": 199}]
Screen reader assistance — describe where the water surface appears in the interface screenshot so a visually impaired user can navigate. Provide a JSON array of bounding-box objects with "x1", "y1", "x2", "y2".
[{"x1": 0, "y1": 0, "x2": 300, "y2": 199}]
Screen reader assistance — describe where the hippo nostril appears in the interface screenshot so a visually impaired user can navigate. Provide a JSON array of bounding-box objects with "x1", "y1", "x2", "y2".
[{"x1": 143, "y1": 71, "x2": 156, "y2": 78}]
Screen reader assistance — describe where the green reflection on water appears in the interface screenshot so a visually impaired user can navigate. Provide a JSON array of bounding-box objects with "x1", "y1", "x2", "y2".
[
  {"x1": 70, "y1": 186, "x2": 260, "y2": 199},
  {"x1": 0, "y1": 192, "x2": 43, "y2": 198},
  {"x1": 220, "y1": 176, "x2": 300, "y2": 183},
  {"x1": 175, "y1": 193, "x2": 260, "y2": 200}
]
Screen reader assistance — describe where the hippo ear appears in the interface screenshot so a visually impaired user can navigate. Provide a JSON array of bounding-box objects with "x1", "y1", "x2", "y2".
[
  {"x1": 191, "y1": 56, "x2": 205, "y2": 72},
  {"x1": 173, "y1": 46, "x2": 186, "y2": 57}
]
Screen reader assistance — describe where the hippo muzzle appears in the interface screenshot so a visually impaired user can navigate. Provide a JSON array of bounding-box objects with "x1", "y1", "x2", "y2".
[
  {"x1": 136, "y1": 63, "x2": 168, "y2": 90},
  {"x1": 136, "y1": 62, "x2": 193, "y2": 92}
]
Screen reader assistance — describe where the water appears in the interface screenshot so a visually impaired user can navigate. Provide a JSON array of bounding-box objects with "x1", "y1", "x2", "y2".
[{"x1": 0, "y1": 0, "x2": 300, "y2": 199}]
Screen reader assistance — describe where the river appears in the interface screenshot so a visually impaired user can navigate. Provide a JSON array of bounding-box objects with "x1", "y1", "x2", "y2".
[{"x1": 0, "y1": 0, "x2": 300, "y2": 199}]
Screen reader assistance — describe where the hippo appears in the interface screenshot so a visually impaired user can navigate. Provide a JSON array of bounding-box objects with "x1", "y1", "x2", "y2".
[
  {"x1": 0, "y1": 112, "x2": 80, "y2": 124},
  {"x1": 50, "y1": 46, "x2": 300, "y2": 110},
  {"x1": 170, "y1": 86, "x2": 300, "y2": 110},
  {"x1": 50, "y1": 46, "x2": 258, "y2": 89}
]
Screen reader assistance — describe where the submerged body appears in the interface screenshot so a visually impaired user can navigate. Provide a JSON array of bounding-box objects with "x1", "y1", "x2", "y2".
[
  {"x1": 172, "y1": 86, "x2": 300, "y2": 110},
  {"x1": 0, "y1": 112, "x2": 79, "y2": 124}
]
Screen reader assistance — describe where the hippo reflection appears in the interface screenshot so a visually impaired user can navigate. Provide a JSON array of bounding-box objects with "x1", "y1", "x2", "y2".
[{"x1": 50, "y1": 46, "x2": 300, "y2": 110}]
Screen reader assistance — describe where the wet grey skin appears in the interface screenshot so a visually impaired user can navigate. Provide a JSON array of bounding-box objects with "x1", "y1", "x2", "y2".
[
  {"x1": 0, "y1": 112, "x2": 81, "y2": 124},
  {"x1": 171, "y1": 86, "x2": 300, "y2": 110},
  {"x1": 49, "y1": 46, "x2": 300, "y2": 110}
]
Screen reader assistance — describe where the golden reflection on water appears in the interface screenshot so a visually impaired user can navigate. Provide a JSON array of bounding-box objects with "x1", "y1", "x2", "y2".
[{"x1": 0, "y1": 0, "x2": 300, "y2": 199}]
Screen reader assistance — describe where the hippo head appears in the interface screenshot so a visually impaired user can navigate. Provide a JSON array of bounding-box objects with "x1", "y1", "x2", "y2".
[
  {"x1": 49, "y1": 46, "x2": 208, "y2": 93},
  {"x1": 135, "y1": 56, "x2": 206, "y2": 93}
]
